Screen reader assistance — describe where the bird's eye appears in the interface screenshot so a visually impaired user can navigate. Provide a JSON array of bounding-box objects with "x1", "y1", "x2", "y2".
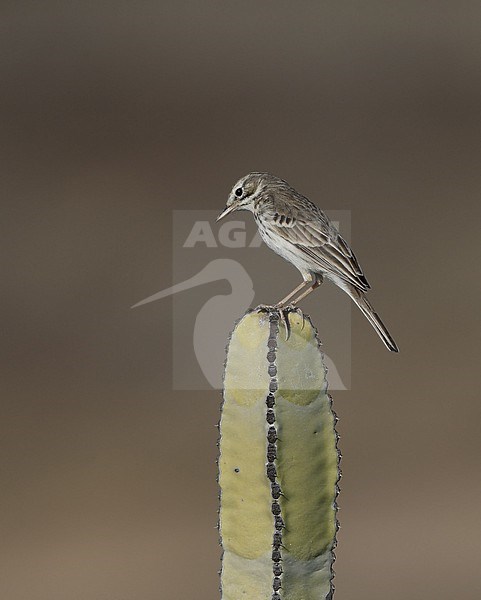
[{"x1": 235, "y1": 187, "x2": 243, "y2": 197}]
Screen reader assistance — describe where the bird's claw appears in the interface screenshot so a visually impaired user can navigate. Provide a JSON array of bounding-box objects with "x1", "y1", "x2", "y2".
[
  {"x1": 256, "y1": 304, "x2": 305, "y2": 339},
  {"x1": 290, "y1": 305, "x2": 306, "y2": 330},
  {"x1": 279, "y1": 308, "x2": 291, "y2": 340},
  {"x1": 255, "y1": 304, "x2": 276, "y2": 314},
  {"x1": 278, "y1": 304, "x2": 305, "y2": 340}
]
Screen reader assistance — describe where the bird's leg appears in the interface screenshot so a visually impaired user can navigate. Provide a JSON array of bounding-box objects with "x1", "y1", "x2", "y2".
[
  {"x1": 275, "y1": 277, "x2": 312, "y2": 308},
  {"x1": 276, "y1": 276, "x2": 318, "y2": 340},
  {"x1": 279, "y1": 279, "x2": 322, "y2": 339},
  {"x1": 290, "y1": 275, "x2": 322, "y2": 305},
  {"x1": 255, "y1": 279, "x2": 310, "y2": 314}
]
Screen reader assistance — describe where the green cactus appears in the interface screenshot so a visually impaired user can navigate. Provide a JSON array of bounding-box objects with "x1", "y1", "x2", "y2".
[{"x1": 219, "y1": 309, "x2": 340, "y2": 600}]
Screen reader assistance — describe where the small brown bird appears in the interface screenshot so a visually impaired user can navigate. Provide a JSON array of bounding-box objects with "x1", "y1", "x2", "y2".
[{"x1": 216, "y1": 172, "x2": 398, "y2": 352}]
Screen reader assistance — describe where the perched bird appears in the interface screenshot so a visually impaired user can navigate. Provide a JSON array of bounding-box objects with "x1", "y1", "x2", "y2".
[{"x1": 216, "y1": 172, "x2": 398, "y2": 352}]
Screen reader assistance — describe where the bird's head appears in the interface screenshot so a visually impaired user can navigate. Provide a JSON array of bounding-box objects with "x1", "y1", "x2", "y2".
[{"x1": 216, "y1": 172, "x2": 275, "y2": 221}]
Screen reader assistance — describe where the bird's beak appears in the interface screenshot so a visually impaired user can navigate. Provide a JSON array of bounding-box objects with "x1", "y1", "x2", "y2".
[{"x1": 216, "y1": 203, "x2": 237, "y2": 222}]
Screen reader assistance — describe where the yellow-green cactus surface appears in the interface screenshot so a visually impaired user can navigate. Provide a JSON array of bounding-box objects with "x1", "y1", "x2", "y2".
[{"x1": 219, "y1": 309, "x2": 339, "y2": 600}]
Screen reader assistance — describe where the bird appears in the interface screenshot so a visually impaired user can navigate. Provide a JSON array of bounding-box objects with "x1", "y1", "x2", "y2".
[{"x1": 216, "y1": 172, "x2": 399, "y2": 352}]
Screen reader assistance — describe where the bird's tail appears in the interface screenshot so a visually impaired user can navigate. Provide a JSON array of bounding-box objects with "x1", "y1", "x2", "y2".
[{"x1": 344, "y1": 285, "x2": 399, "y2": 352}]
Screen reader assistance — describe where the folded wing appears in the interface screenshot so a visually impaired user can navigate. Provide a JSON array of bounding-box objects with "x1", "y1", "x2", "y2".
[{"x1": 263, "y1": 200, "x2": 370, "y2": 292}]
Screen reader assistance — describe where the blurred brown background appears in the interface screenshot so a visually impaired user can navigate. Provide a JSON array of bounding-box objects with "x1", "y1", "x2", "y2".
[{"x1": 1, "y1": 2, "x2": 480, "y2": 599}]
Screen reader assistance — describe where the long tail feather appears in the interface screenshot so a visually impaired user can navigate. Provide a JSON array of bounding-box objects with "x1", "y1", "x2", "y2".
[{"x1": 344, "y1": 285, "x2": 399, "y2": 352}]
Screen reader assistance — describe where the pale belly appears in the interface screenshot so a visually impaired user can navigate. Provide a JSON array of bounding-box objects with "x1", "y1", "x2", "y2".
[{"x1": 257, "y1": 220, "x2": 318, "y2": 281}]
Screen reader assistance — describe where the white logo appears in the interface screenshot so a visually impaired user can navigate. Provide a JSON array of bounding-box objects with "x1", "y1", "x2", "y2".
[{"x1": 132, "y1": 212, "x2": 350, "y2": 390}]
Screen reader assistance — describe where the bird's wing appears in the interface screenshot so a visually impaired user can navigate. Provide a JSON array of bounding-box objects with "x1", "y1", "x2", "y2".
[{"x1": 263, "y1": 200, "x2": 370, "y2": 292}]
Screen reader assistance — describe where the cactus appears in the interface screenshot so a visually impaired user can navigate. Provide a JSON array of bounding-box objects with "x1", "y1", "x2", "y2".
[{"x1": 218, "y1": 308, "x2": 340, "y2": 600}]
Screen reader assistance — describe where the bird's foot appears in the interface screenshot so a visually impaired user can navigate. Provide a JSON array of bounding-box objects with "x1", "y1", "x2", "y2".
[
  {"x1": 278, "y1": 307, "x2": 291, "y2": 340},
  {"x1": 290, "y1": 304, "x2": 306, "y2": 330},
  {"x1": 286, "y1": 304, "x2": 306, "y2": 332},
  {"x1": 256, "y1": 304, "x2": 305, "y2": 339},
  {"x1": 255, "y1": 304, "x2": 276, "y2": 314},
  {"x1": 278, "y1": 304, "x2": 305, "y2": 340}
]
